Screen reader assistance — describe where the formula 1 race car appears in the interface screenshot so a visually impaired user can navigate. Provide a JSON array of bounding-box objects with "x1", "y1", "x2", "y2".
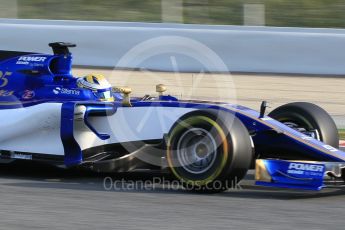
[{"x1": 0, "y1": 42, "x2": 345, "y2": 192}]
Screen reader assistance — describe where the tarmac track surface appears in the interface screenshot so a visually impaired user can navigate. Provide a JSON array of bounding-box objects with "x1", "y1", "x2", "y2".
[{"x1": 0, "y1": 160, "x2": 345, "y2": 230}]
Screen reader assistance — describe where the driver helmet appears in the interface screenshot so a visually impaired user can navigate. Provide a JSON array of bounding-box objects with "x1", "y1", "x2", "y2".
[{"x1": 77, "y1": 74, "x2": 114, "y2": 102}]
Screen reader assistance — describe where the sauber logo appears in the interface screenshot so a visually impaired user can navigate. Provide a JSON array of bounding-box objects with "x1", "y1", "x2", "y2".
[
  {"x1": 22, "y1": 90, "x2": 35, "y2": 100},
  {"x1": 288, "y1": 163, "x2": 324, "y2": 172}
]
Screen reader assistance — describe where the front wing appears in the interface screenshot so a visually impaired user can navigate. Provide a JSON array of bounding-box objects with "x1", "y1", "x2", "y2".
[{"x1": 256, "y1": 159, "x2": 345, "y2": 190}]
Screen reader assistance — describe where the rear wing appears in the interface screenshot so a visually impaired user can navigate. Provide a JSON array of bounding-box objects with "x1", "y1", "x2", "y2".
[
  {"x1": 0, "y1": 42, "x2": 76, "y2": 63},
  {"x1": 49, "y1": 42, "x2": 76, "y2": 55}
]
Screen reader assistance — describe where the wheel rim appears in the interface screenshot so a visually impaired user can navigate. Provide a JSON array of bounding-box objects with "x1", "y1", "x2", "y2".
[{"x1": 176, "y1": 128, "x2": 218, "y2": 174}]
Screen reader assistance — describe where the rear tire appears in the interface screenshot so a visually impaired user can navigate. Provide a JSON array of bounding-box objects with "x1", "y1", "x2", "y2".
[
  {"x1": 166, "y1": 111, "x2": 253, "y2": 193},
  {"x1": 269, "y1": 102, "x2": 339, "y2": 148}
]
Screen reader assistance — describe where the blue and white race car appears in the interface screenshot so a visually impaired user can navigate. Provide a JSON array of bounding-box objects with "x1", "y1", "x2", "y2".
[{"x1": 0, "y1": 42, "x2": 344, "y2": 192}]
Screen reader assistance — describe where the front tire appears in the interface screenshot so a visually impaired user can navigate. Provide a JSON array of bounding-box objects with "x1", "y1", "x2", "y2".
[
  {"x1": 269, "y1": 102, "x2": 339, "y2": 148},
  {"x1": 166, "y1": 111, "x2": 253, "y2": 193}
]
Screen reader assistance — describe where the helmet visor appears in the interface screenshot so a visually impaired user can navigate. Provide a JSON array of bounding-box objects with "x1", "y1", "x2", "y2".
[{"x1": 94, "y1": 90, "x2": 114, "y2": 102}]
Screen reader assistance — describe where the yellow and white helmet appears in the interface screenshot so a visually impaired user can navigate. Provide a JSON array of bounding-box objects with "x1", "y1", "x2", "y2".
[{"x1": 77, "y1": 74, "x2": 114, "y2": 102}]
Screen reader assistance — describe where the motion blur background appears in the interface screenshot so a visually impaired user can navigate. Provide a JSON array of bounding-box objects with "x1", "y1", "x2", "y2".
[
  {"x1": 1, "y1": 0, "x2": 345, "y2": 28},
  {"x1": 0, "y1": 0, "x2": 344, "y2": 133}
]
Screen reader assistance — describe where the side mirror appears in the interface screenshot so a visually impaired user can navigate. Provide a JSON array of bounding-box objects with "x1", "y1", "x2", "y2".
[{"x1": 156, "y1": 84, "x2": 167, "y2": 96}]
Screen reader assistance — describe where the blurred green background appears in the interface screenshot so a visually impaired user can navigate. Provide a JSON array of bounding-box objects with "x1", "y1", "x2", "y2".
[
  {"x1": 340, "y1": 130, "x2": 345, "y2": 140},
  {"x1": 1, "y1": 0, "x2": 345, "y2": 28}
]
